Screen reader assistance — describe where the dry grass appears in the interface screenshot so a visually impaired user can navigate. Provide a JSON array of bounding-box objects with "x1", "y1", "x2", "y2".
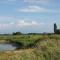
[{"x1": 0, "y1": 35, "x2": 60, "y2": 60}]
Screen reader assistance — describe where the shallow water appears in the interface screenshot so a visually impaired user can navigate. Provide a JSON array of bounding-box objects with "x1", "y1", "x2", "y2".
[{"x1": 0, "y1": 43, "x2": 17, "y2": 51}]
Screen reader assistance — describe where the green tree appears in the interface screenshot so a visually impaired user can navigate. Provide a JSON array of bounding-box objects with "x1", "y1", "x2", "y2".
[{"x1": 13, "y1": 32, "x2": 22, "y2": 35}]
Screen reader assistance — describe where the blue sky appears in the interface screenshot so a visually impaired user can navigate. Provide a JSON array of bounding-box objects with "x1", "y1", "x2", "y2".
[{"x1": 0, "y1": 0, "x2": 60, "y2": 33}]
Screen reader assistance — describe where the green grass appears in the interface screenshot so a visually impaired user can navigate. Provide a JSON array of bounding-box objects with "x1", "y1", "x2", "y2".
[
  {"x1": 0, "y1": 35, "x2": 49, "y2": 48},
  {"x1": 0, "y1": 34, "x2": 60, "y2": 60}
]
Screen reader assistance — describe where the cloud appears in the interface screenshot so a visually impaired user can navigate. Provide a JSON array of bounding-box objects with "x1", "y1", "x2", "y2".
[
  {"x1": 17, "y1": 5, "x2": 59, "y2": 13},
  {"x1": 17, "y1": 6, "x2": 47, "y2": 13},
  {"x1": 24, "y1": 0, "x2": 48, "y2": 4},
  {"x1": 0, "y1": 16, "x2": 15, "y2": 23},
  {"x1": 8, "y1": 0, "x2": 16, "y2": 2},
  {"x1": 0, "y1": 20, "x2": 44, "y2": 29},
  {"x1": 0, "y1": 16, "x2": 41, "y2": 26},
  {"x1": 16, "y1": 20, "x2": 40, "y2": 27},
  {"x1": 0, "y1": 16, "x2": 13, "y2": 20},
  {"x1": 0, "y1": 16, "x2": 53, "y2": 33},
  {"x1": 0, "y1": 0, "x2": 16, "y2": 2},
  {"x1": 0, "y1": 16, "x2": 45, "y2": 31},
  {"x1": 0, "y1": 0, "x2": 16, "y2": 4}
]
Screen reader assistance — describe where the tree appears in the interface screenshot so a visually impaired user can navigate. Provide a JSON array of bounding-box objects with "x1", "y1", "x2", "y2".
[
  {"x1": 54, "y1": 23, "x2": 57, "y2": 33},
  {"x1": 13, "y1": 32, "x2": 22, "y2": 35},
  {"x1": 56, "y1": 29, "x2": 60, "y2": 34}
]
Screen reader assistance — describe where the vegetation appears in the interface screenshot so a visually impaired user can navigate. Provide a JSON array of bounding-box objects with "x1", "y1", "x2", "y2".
[
  {"x1": 0, "y1": 34, "x2": 60, "y2": 60},
  {"x1": 12, "y1": 32, "x2": 22, "y2": 35}
]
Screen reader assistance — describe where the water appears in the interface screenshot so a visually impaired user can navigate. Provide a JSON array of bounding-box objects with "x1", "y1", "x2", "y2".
[{"x1": 0, "y1": 43, "x2": 17, "y2": 51}]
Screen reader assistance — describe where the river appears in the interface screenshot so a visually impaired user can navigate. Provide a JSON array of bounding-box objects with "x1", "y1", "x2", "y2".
[{"x1": 0, "y1": 43, "x2": 17, "y2": 51}]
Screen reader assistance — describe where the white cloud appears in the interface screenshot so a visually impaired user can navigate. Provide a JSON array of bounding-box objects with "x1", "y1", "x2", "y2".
[
  {"x1": 16, "y1": 20, "x2": 40, "y2": 27},
  {"x1": 17, "y1": 5, "x2": 59, "y2": 13},
  {"x1": 0, "y1": 20, "x2": 44, "y2": 29},
  {"x1": 0, "y1": 16, "x2": 15, "y2": 23},
  {"x1": 0, "y1": 23, "x2": 14, "y2": 30},
  {"x1": 0, "y1": 0, "x2": 15, "y2": 1},
  {"x1": 17, "y1": 6, "x2": 47, "y2": 13},
  {"x1": 24, "y1": 0, "x2": 48, "y2": 4},
  {"x1": 8, "y1": 0, "x2": 16, "y2": 2},
  {"x1": 0, "y1": 0, "x2": 16, "y2": 4},
  {"x1": 0, "y1": 16, "x2": 45, "y2": 30},
  {"x1": 0, "y1": 16, "x2": 14, "y2": 20}
]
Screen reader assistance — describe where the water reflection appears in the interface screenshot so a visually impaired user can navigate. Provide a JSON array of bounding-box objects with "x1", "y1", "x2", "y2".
[{"x1": 0, "y1": 43, "x2": 17, "y2": 51}]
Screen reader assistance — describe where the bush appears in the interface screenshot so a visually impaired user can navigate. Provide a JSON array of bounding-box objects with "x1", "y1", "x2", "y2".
[{"x1": 13, "y1": 32, "x2": 22, "y2": 35}]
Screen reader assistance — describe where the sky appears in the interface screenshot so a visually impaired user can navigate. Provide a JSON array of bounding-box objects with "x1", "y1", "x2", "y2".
[{"x1": 0, "y1": 0, "x2": 60, "y2": 34}]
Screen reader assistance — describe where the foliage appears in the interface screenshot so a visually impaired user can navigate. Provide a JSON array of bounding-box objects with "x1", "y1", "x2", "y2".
[
  {"x1": 13, "y1": 32, "x2": 22, "y2": 35},
  {"x1": 34, "y1": 39, "x2": 60, "y2": 60},
  {"x1": 0, "y1": 35, "x2": 60, "y2": 60}
]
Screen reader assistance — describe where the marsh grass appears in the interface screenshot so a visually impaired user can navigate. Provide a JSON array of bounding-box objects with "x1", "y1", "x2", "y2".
[{"x1": 0, "y1": 35, "x2": 60, "y2": 60}]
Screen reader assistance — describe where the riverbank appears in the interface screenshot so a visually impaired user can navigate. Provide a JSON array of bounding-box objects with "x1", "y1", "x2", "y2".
[
  {"x1": 0, "y1": 37, "x2": 60, "y2": 60},
  {"x1": 0, "y1": 34, "x2": 60, "y2": 50}
]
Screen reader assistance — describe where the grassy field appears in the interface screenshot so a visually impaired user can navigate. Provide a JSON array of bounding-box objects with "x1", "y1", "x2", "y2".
[
  {"x1": 0, "y1": 35, "x2": 49, "y2": 48},
  {"x1": 0, "y1": 34, "x2": 60, "y2": 60}
]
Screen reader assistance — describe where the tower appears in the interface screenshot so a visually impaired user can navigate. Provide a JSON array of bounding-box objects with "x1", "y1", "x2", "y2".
[{"x1": 54, "y1": 23, "x2": 57, "y2": 33}]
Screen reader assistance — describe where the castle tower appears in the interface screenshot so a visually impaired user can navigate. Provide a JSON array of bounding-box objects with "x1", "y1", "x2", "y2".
[{"x1": 54, "y1": 23, "x2": 57, "y2": 33}]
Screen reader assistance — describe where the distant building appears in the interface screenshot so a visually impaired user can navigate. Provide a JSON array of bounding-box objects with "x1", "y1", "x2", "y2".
[{"x1": 54, "y1": 23, "x2": 60, "y2": 34}]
